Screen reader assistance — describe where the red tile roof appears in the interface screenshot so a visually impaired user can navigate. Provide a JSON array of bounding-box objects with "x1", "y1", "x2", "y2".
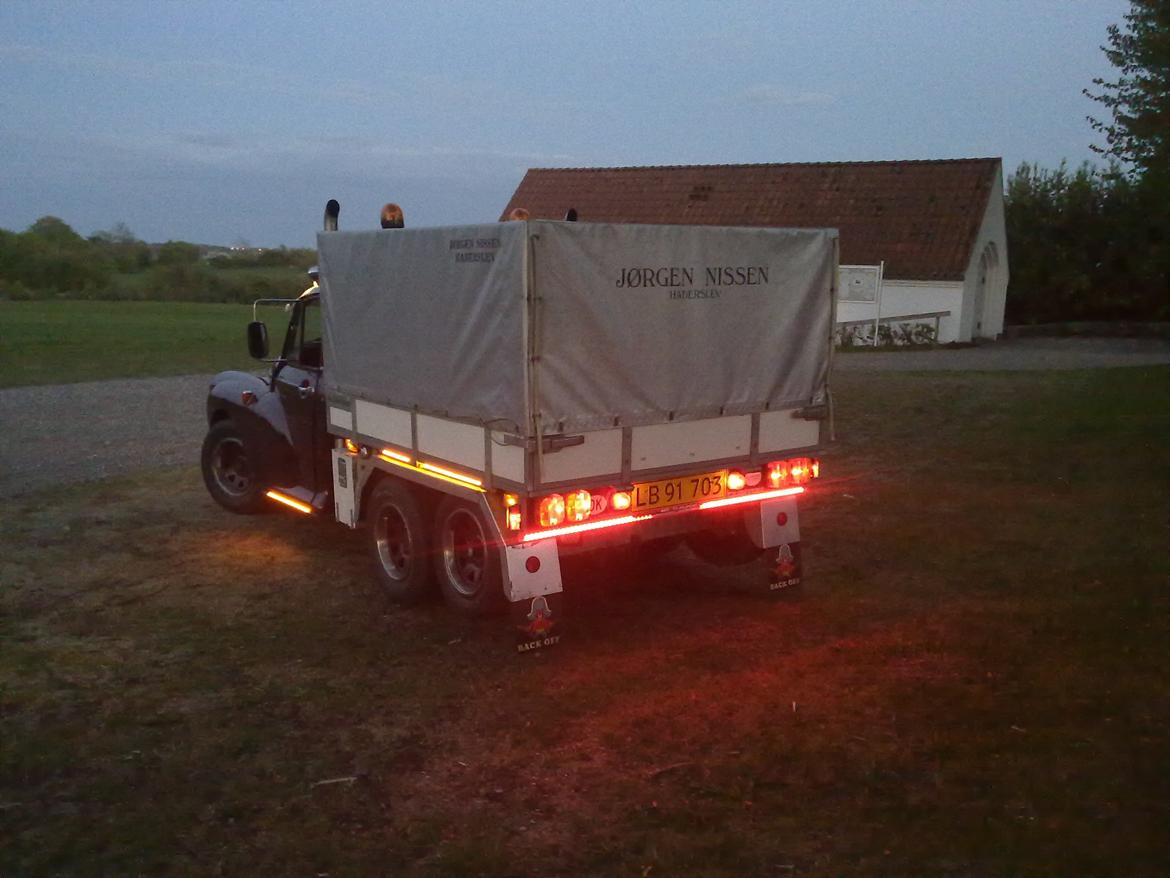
[{"x1": 502, "y1": 158, "x2": 1001, "y2": 281}]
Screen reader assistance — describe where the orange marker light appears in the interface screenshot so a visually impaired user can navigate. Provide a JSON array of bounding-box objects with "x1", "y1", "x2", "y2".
[
  {"x1": 419, "y1": 462, "x2": 483, "y2": 487},
  {"x1": 380, "y1": 447, "x2": 411, "y2": 464},
  {"x1": 503, "y1": 493, "x2": 519, "y2": 507},
  {"x1": 266, "y1": 490, "x2": 313, "y2": 514},
  {"x1": 344, "y1": 439, "x2": 360, "y2": 455}
]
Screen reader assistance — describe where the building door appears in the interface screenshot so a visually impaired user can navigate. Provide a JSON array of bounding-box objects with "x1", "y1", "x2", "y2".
[{"x1": 972, "y1": 245, "x2": 993, "y2": 338}]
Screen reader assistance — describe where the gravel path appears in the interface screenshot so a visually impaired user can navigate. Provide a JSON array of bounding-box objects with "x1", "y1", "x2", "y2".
[
  {"x1": 3, "y1": 338, "x2": 1168, "y2": 495},
  {"x1": 0, "y1": 374, "x2": 212, "y2": 496}
]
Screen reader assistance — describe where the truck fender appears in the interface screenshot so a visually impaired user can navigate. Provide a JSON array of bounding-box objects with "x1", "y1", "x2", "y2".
[{"x1": 206, "y1": 370, "x2": 300, "y2": 488}]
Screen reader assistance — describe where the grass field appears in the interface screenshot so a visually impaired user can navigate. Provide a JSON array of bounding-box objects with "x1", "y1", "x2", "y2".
[
  {"x1": 0, "y1": 300, "x2": 256, "y2": 387},
  {"x1": 2, "y1": 368, "x2": 1168, "y2": 875}
]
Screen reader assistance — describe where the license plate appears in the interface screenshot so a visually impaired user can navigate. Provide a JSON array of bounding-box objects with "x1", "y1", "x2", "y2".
[{"x1": 631, "y1": 471, "x2": 726, "y2": 513}]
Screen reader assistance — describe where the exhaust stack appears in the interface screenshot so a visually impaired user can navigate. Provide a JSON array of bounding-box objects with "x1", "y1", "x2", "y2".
[{"x1": 323, "y1": 199, "x2": 340, "y2": 232}]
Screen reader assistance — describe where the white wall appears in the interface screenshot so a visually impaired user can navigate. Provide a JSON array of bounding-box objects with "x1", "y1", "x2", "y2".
[
  {"x1": 835, "y1": 162, "x2": 1010, "y2": 344},
  {"x1": 838, "y1": 280, "x2": 965, "y2": 343},
  {"x1": 960, "y1": 166, "x2": 1010, "y2": 340}
]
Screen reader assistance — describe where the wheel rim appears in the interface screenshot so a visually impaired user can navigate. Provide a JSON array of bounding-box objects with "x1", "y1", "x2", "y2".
[
  {"x1": 211, "y1": 436, "x2": 252, "y2": 497},
  {"x1": 441, "y1": 508, "x2": 487, "y2": 598},
  {"x1": 374, "y1": 503, "x2": 413, "y2": 582}
]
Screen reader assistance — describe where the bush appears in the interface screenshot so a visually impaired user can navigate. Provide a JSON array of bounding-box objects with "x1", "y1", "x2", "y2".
[
  {"x1": 835, "y1": 321, "x2": 937, "y2": 349},
  {"x1": 1006, "y1": 162, "x2": 1169, "y2": 324},
  {"x1": 0, "y1": 278, "x2": 36, "y2": 301}
]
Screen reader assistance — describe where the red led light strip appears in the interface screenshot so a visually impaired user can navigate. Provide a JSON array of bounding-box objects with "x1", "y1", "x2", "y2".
[
  {"x1": 699, "y1": 486, "x2": 804, "y2": 510},
  {"x1": 521, "y1": 486, "x2": 805, "y2": 541},
  {"x1": 522, "y1": 514, "x2": 651, "y2": 542}
]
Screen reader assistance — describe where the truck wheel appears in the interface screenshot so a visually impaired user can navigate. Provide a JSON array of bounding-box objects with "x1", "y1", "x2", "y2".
[
  {"x1": 201, "y1": 421, "x2": 266, "y2": 514},
  {"x1": 366, "y1": 479, "x2": 434, "y2": 603},
  {"x1": 684, "y1": 522, "x2": 767, "y2": 567},
  {"x1": 433, "y1": 496, "x2": 505, "y2": 616}
]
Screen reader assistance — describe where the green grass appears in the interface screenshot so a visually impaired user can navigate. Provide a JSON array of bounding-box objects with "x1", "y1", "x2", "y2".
[
  {"x1": 0, "y1": 300, "x2": 257, "y2": 387},
  {"x1": 1, "y1": 367, "x2": 1168, "y2": 875}
]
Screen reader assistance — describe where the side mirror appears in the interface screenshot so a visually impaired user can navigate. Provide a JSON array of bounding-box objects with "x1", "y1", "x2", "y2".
[{"x1": 247, "y1": 321, "x2": 269, "y2": 359}]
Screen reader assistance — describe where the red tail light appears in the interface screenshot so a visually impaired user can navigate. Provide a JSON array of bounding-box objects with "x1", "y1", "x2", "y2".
[
  {"x1": 538, "y1": 494, "x2": 566, "y2": 527},
  {"x1": 565, "y1": 489, "x2": 592, "y2": 522},
  {"x1": 767, "y1": 457, "x2": 821, "y2": 488}
]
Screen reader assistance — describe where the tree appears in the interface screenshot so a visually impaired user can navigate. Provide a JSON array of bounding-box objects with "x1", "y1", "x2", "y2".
[
  {"x1": 1005, "y1": 161, "x2": 1169, "y2": 323},
  {"x1": 1084, "y1": 0, "x2": 1170, "y2": 180},
  {"x1": 156, "y1": 240, "x2": 202, "y2": 265},
  {"x1": 90, "y1": 222, "x2": 152, "y2": 272},
  {"x1": 26, "y1": 216, "x2": 85, "y2": 247},
  {"x1": 90, "y1": 222, "x2": 139, "y2": 246}
]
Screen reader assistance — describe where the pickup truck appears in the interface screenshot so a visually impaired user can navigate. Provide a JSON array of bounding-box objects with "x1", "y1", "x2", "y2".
[{"x1": 202, "y1": 202, "x2": 836, "y2": 651}]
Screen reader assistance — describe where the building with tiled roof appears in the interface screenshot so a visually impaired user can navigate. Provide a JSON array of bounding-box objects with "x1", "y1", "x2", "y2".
[{"x1": 502, "y1": 159, "x2": 1008, "y2": 342}]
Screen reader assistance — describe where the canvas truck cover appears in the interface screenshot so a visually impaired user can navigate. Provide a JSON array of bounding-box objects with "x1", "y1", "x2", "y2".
[{"x1": 318, "y1": 221, "x2": 836, "y2": 437}]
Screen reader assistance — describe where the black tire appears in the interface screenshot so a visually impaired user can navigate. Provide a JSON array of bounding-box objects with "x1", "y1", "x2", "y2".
[
  {"x1": 432, "y1": 496, "x2": 505, "y2": 616},
  {"x1": 201, "y1": 420, "x2": 266, "y2": 514},
  {"x1": 366, "y1": 479, "x2": 435, "y2": 603},
  {"x1": 684, "y1": 519, "x2": 768, "y2": 567}
]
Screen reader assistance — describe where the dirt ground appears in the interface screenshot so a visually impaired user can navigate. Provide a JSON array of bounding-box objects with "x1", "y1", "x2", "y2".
[{"x1": 3, "y1": 367, "x2": 1167, "y2": 875}]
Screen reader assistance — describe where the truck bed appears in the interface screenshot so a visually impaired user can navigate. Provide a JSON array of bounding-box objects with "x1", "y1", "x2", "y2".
[{"x1": 318, "y1": 220, "x2": 837, "y2": 491}]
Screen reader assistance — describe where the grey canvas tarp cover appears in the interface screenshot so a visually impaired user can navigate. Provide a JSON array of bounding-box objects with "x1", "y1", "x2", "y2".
[{"x1": 319, "y1": 221, "x2": 835, "y2": 435}]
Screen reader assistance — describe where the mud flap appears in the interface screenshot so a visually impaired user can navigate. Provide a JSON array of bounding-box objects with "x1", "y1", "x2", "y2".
[
  {"x1": 511, "y1": 592, "x2": 565, "y2": 653},
  {"x1": 502, "y1": 540, "x2": 564, "y2": 653},
  {"x1": 767, "y1": 541, "x2": 803, "y2": 594}
]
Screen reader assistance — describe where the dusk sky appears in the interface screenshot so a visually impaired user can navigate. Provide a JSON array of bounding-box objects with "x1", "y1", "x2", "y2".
[{"x1": 1, "y1": 1, "x2": 1126, "y2": 247}]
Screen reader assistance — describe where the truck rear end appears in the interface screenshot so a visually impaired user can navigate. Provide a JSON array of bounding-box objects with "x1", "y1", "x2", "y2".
[{"x1": 319, "y1": 218, "x2": 836, "y2": 650}]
